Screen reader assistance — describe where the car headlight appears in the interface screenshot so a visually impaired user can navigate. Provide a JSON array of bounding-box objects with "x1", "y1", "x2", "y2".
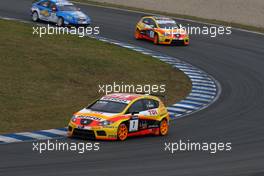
[
  {"x1": 99, "y1": 120, "x2": 113, "y2": 126},
  {"x1": 71, "y1": 115, "x2": 77, "y2": 123}
]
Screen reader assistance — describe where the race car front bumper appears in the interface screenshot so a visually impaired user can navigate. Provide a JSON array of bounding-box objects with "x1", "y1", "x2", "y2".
[
  {"x1": 68, "y1": 122, "x2": 118, "y2": 140},
  {"x1": 64, "y1": 21, "x2": 91, "y2": 27},
  {"x1": 159, "y1": 36, "x2": 190, "y2": 45},
  {"x1": 63, "y1": 18, "x2": 91, "y2": 26}
]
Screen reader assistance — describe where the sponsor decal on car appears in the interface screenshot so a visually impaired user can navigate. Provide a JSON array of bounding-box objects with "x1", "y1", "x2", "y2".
[
  {"x1": 156, "y1": 20, "x2": 176, "y2": 24},
  {"x1": 100, "y1": 97, "x2": 131, "y2": 104},
  {"x1": 76, "y1": 115, "x2": 104, "y2": 122}
]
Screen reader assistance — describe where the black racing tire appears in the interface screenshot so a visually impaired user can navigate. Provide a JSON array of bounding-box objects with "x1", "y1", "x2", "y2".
[
  {"x1": 32, "y1": 11, "x2": 39, "y2": 22},
  {"x1": 57, "y1": 17, "x2": 64, "y2": 27}
]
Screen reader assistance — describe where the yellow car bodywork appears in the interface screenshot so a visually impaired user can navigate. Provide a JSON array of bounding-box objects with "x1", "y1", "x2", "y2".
[
  {"x1": 135, "y1": 16, "x2": 190, "y2": 45},
  {"x1": 68, "y1": 93, "x2": 169, "y2": 141}
]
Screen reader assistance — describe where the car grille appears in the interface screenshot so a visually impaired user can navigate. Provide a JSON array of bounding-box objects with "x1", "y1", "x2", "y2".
[
  {"x1": 96, "y1": 131, "x2": 106, "y2": 136},
  {"x1": 171, "y1": 40, "x2": 184, "y2": 45},
  {"x1": 73, "y1": 129, "x2": 96, "y2": 139}
]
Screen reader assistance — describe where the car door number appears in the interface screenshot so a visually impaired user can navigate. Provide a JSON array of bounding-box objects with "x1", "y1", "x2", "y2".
[
  {"x1": 129, "y1": 119, "x2": 139, "y2": 132},
  {"x1": 149, "y1": 31, "x2": 154, "y2": 38}
]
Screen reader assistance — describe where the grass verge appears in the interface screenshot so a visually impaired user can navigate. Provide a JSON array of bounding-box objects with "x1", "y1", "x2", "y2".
[
  {"x1": 74, "y1": 0, "x2": 264, "y2": 34},
  {"x1": 0, "y1": 19, "x2": 191, "y2": 134}
]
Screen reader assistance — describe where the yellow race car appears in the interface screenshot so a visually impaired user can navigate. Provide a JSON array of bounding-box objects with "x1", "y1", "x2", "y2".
[
  {"x1": 135, "y1": 16, "x2": 189, "y2": 45},
  {"x1": 68, "y1": 93, "x2": 169, "y2": 141}
]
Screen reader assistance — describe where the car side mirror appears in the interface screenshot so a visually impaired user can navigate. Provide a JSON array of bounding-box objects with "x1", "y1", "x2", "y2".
[
  {"x1": 178, "y1": 24, "x2": 183, "y2": 29},
  {"x1": 131, "y1": 111, "x2": 139, "y2": 115}
]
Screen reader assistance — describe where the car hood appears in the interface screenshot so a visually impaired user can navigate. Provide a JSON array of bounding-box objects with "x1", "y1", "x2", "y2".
[{"x1": 74, "y1": 108, "x2": 121, "y2": 121}]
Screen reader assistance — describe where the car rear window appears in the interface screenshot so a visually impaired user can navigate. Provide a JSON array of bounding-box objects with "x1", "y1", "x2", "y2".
[{"x1": 144, "y1": 99, "x2": 159, "y2": 110}]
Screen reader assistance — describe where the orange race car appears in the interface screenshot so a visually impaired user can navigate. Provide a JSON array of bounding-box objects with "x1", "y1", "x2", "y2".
[
  {"x1": 68, "y1": 93, "x2": 170, "y2": 141},
  {"x1": 135, "y1": 16, "x2": 189, "y2": 45}
]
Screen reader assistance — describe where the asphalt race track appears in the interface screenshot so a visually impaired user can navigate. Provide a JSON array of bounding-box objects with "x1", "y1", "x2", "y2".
[{"x1": 1, "y1": 0, "x2": 264, "y2": 175}]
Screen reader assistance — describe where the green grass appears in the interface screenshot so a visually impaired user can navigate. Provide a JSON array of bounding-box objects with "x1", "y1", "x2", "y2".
[
  {"x1": 0, "y1": 19, "x2": 191, "y2": 134},
  {"x1": 74, "y1": 0, "x2": 264, "y2": 34}
]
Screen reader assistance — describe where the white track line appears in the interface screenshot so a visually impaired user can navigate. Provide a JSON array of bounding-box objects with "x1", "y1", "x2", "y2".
[
  {"x1": 167, "y1": 107, "x2": 188, "y2": 112},
  {"x1": 0, "y1": 135, "x2": 22, "y2": 143},
  {"x1": 42, "y1": 129, "x2": 67, "y2": 136},
  {"x1": 17, "y1": 132, "x2": 52, "y2": 140},
  {"x1": 172, "y1": 103, "x2": 199, "y2": 110}
]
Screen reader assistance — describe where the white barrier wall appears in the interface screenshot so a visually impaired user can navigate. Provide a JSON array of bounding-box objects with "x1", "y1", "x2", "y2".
[{"x1": 87, "y1": 0, "x2": 264, "y2": 28}]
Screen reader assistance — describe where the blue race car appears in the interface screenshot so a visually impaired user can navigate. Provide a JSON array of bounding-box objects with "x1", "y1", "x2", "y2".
[{"x1": 31, "y1": 0, "x2": 91, "y2": 26}]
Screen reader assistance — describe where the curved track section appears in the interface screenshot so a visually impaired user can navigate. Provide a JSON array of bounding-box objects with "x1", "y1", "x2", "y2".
[
  {"x1": 0, "y1": 0, "x2": 264, "y2": 176},
  {"x1": 0, "y1": 25, "x2": 219, "y2": 144},
  {"x1": 91, "y1": 35, "x2": 220, "y2": 119}
]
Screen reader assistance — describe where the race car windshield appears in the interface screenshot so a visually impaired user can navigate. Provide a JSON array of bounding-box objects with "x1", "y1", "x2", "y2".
[
  {"x1": 59, "y1": 5, "x2": 78, "y2": 11},
  {"x1": 88, "y1": 100, "x2": 127, "y2": 113},
  {"x1": 158, "y1": 23, "x2": 180, "y2": 29}
]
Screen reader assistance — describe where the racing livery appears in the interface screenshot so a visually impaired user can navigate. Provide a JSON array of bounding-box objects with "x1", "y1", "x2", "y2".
[
  {"x1": 68, "y1": 93, "x2": 170, "y2": 141},
  {"x1": 135, "y1": 16, "x2": 189, "y2": 45},
  {"x1": 31, "y1": 0, "x2": 91, "y2": 26}
]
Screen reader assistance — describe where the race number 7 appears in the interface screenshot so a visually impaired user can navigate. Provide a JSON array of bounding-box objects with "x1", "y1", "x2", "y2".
[
  {"x1": 150, "y1": 31, "x2": 155, "y2": 38},
  {"x1": 129, "y1": 119, "x2": 139, "y2": 132}
]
